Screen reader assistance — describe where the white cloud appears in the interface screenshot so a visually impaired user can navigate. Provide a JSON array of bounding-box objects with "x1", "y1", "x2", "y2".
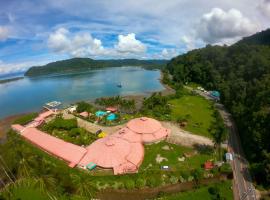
[
  {"x1": 115, "y1": 33, "x2": 146, "y2": 54},
  {"x1": 197, "y1": 8, "x2": 258, "y2": 44},
  {"x1": 258, "y1": 0, "x2": 270, "y2": 18},
  {"x1": 160, "y1": 48, "x2": 178, "y2": 59},
  {"x1": 181, "y1": 36, "x2": 196, "y2": 51},
  {"x1": 0, "y1": 60, "x2": 30, "y2": 75},
  {"x1": 0, "y1": 56, "x2": 65, "y2": 76},
  {"x1": 48, "y1": 28, "x2": 106, "y2": 57},
  {"x1": 0, "y1": 26, "x2": 9, "y2": 41},
  {"x1": 48, "y1": 29, "x2": 147, "y2": 58}
]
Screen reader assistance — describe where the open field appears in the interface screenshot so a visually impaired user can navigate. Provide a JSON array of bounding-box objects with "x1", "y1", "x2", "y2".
[
  {"x1": 169, "y1": 94, "x2": 215, "y2": 138},
  {"x1": 140, "y1": 141, "x2": 215, "y2": 172},
  {"x1": 154, "y1": 180, "x2": 233, "y2": 200}
]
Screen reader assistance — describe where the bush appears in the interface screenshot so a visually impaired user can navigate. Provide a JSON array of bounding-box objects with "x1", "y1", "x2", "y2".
[
  {"x1": 208, "y1": 186, "x2": 220, "y2": 195},
  {"x1": 47, "y1": 117, "x2": 77, "y2": 131},
  {"x1": 76, "y1": 102, "x2": 93, "y2": 113},
  {"x1": 146, "y1": 177, "x2": 156, "y2": 188},
  {"x1": 13, "y1": 113, "x2": 38, "y2": 125},
  {"x1": 125, "y1": 180, "x2": 135, "y2": 190},
  {"x1": 135, "y1": 178, "x2": 146, "y2": 189},
  {"x1": 169, "y1": 176, "x2": 178, "y2": 184}
]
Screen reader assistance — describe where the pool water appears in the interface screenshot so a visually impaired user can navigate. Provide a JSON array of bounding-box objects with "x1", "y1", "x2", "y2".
[
  {"x1": 107, "y1": 113, "x2": 117, "y2": 121},
  {"x1": 95, "y1": 111, "x2": 107, "y2": 117}
]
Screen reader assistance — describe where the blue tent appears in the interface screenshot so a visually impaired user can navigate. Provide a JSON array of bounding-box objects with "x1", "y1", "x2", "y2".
[{"x1": 211, "y1": 91, "x2": 220, "y2": 98}]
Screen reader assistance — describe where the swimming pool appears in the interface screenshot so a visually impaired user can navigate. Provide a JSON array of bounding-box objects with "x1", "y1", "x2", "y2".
[
  {"x1": 107, "y1": 113, "x2": 117, "y2": 121},
  {"x1": 95, "y1": 110, "x2": 107, "y2": 117}
]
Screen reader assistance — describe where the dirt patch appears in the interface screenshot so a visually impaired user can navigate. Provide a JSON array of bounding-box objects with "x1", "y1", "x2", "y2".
[
  {"x1": 156, "y1": 154, "x2": 168, "y2": 163},
  {"x1": 0, "y1": 114, "x2": 26, "y2": 141},
  {"x1": 162, "y1": 121, "x2": 213, "y2": 147}
]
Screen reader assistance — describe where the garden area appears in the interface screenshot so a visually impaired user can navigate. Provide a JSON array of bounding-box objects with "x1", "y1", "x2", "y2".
[
  {"x1": 72, "y1": 99, "x2": 137, "y2": 126},
  {"x1": 40, "y1": 115, "x2": 98, "y2": 146}
]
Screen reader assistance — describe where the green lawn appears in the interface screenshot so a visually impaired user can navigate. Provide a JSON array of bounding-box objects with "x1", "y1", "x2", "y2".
[
  {"x1": 155, "y1": 180, "x2": 233, "y2": 200},
  {"x1": 169, "y1": 94, "x2": 215, "y2": 138},
  {"x1": 140, "y1": 141, "x2": 215, "y2": 172},
  {"x1": 4, "y1": 186, "x2": 49, "y2": 200}
]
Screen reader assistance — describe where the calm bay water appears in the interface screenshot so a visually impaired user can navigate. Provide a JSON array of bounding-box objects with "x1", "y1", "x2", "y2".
[{"x1": 0, "y1": 67, "x2": 164, "y2": 119}]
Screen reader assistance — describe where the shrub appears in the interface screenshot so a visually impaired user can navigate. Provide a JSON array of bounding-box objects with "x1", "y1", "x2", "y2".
[
  {"x1": 135, "y1": 178, "x2": 146, "y2": 189},
  {"x1": 146, "y1": 177, "x2": 156, "y2": 188},
  {"x1": 13, "y1": 113, "x2": 38, "y2": 125},
  {"x1": 169, "y1": 176, "x2": 178, "y2": 184},
  {"x1": 76, "y1": 101, "x2": 93, "y2": 113},
  {"x1": 125, "y1": 180, "x2": 135, "y2": 190}
]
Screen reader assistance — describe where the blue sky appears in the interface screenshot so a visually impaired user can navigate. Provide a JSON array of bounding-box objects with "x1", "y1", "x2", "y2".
[{"x1": 0, "y1": 0, "x2": 270, "y2": 76}]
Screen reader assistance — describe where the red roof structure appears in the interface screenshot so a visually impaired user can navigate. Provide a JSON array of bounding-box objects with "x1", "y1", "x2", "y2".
[
  {"x1": 12, "y1": 124, "x2": 87, "y2": 168},
  {"x1": 106, "y1": 107, "x2": 118, "y2": 112},
  {"x1": 115, "y1": 117, "x2": 170, "y2": 143},
  {"x1": 34, "y1": 110, "x2": 54, "y2": 122},
  {"x1": 79, "y1": 111, "x2": 89, "y2": 118},
  {"x1": 204, "y1": 161, "x2": 214, "y2": 170},
  {"x1": 78, "y1": 136, "x2": 144, "y2": 174},
  {"x1": 12, "y1": 115, "x2": 170, "y2": 175}
]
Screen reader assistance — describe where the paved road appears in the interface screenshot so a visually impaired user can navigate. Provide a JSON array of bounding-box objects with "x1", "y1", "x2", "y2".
[{"x1": 185, "y1": 87, "x2": 257, "y2": 200}]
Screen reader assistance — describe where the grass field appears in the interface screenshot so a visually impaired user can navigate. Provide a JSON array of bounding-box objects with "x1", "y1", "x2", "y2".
[
  {"x1": 4, "y1": 186, "x2": 49, "y2": 200},
  {"x1": 155, "y1": 180, "x2": 233, "y2": 200},
  {"x1": 140, "y1": 141, "x2": 215, "y2": 172},
  {"x1": 169, "y1": 94, "x2": 215, "y2": 138}
]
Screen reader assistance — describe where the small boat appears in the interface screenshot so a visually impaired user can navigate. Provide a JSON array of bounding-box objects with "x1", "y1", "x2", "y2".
[{"x1": 117, "y1": 83, "x2": 122, "y2": 88}]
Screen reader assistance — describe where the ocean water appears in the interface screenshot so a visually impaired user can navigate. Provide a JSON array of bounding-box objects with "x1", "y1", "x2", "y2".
[{"x1": 0, "y1": 67, "x2": 164, "y2": 119}]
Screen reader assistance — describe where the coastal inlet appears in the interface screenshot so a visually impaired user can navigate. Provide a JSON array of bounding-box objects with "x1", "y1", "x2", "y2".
[{"x1": 0, "y1": 67, "x2": 164, "y2": 119}]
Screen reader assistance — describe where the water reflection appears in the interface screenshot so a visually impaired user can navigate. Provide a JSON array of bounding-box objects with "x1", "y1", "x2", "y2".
[{"x1": 0, "y1": 67, "x2": 163, "y2": 119}]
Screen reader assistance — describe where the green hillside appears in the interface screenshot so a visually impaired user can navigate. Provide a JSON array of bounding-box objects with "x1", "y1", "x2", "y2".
[
  {"x1": 24, "y1": 58, "x2": 167, "y2": 77},
  {"x1": 235, "y1": 28, "x2": 270, "y2": 46},
  {"x1": 166, "y1": 29, "x2": 270, "y2": 186}
]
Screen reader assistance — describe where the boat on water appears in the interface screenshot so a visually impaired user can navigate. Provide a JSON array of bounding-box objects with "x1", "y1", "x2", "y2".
[{"x1": 117, "y1": 83, "x2": 122, "y2": 88}]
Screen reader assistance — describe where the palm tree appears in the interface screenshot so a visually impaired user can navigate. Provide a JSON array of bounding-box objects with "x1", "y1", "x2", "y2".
[
  {"x1": 209, "y1": 123, "x2": 227, "y2": 160},
  {"x1": 70, "y1": 174, "x2": 94, "y2": 198}
]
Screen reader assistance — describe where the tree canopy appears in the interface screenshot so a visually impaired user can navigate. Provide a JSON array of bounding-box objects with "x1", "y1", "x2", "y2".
[{"x1": 166, "y1": 32, "x2": 270, "y2": 186}]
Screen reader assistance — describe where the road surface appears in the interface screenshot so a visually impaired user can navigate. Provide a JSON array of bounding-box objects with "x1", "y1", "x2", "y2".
[{"x1": 186, "y1": 86, "x2": 257, "y2": 200}]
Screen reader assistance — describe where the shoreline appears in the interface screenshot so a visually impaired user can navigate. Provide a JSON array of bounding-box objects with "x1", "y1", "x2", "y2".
[{"x1": 0, "y1": 71, "x2": 174, "y2": 140}]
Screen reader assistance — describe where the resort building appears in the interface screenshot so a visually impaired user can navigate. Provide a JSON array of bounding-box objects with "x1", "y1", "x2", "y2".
[{"x1": 12, "y1": 115, "x2": 170, "y2": 175}]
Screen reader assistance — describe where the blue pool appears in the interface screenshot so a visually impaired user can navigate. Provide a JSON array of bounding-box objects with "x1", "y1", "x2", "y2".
[
  {"x1": 95, "y1": 110, "x2": 107, "y2": 117},
  {"x1": 107, "y1": 113, "x2": 117, "y2": 121}
]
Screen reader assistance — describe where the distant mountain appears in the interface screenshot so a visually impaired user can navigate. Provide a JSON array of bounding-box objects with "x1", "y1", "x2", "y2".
[
  {"x1": 24, "y1": 58, "x2": 168, "y2": 77},
  {"x1": 235, "y1": 28, "x2": 270, "y2": 46}
]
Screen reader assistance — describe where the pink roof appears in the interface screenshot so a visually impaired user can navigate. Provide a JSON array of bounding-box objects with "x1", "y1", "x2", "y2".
[
  {"x1": 79, "y1": 111, "x2": 89, "y2": 118},
  {"x1": 114, "y1": 117, "x2": 170, "y2": 143},
  {"x1": 14, "y1": 125, "x2": 87, "y2": 167},
  {"x1": 12, "y1": 124, "x2": 25, "y2": 132},
  {"x1": 106, "y1": 107, "x2": 117, "y2": 112},
  {"x1": 127, "y1": 117, "x2": 162, "y2": 134},
  {"x1": 79, "y1": 136, "x2": 144, "y2": 174},
  {"x1": 35, "y1": 110, "x2": 54, "y2": 121},
  {"x1": 112, "y1": 127, "x2": 142, "y2": 143}
]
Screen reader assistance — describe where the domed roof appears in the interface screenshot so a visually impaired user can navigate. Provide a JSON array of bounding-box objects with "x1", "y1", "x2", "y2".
[
  {"x1": 79, "y1": 136, "x2": 145, "y2": 174},
  {"x1": 79, "y1": 137, "x2": 131, "y2": 168},
  {"x1": 113, "y1": 127, "x2": 142, "y2": 143},
  {"x1": 127, "y1": 117, "x2": 162, "y2": 134}
]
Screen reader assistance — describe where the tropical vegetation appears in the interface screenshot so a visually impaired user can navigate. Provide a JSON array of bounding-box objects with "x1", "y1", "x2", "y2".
[{"x1": 166, "y1": 28, "x2": 270, "y2": 186}]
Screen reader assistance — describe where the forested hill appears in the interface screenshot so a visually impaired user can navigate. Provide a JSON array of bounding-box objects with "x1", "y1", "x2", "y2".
[
  {"x1": 25, "y1": 58, "x2": 168, "y2": 77},
  {"x1": 166, "y1": 31, "x2": 270, "y2": 186},
  {"x1": 235, "y1": 28, "x2": 270, "y2": 45}
]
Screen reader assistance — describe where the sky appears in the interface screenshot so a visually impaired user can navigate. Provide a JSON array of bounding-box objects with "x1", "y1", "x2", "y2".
[{"x1": 0, "y1": 0, "x2": 270, "y2": 76}]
